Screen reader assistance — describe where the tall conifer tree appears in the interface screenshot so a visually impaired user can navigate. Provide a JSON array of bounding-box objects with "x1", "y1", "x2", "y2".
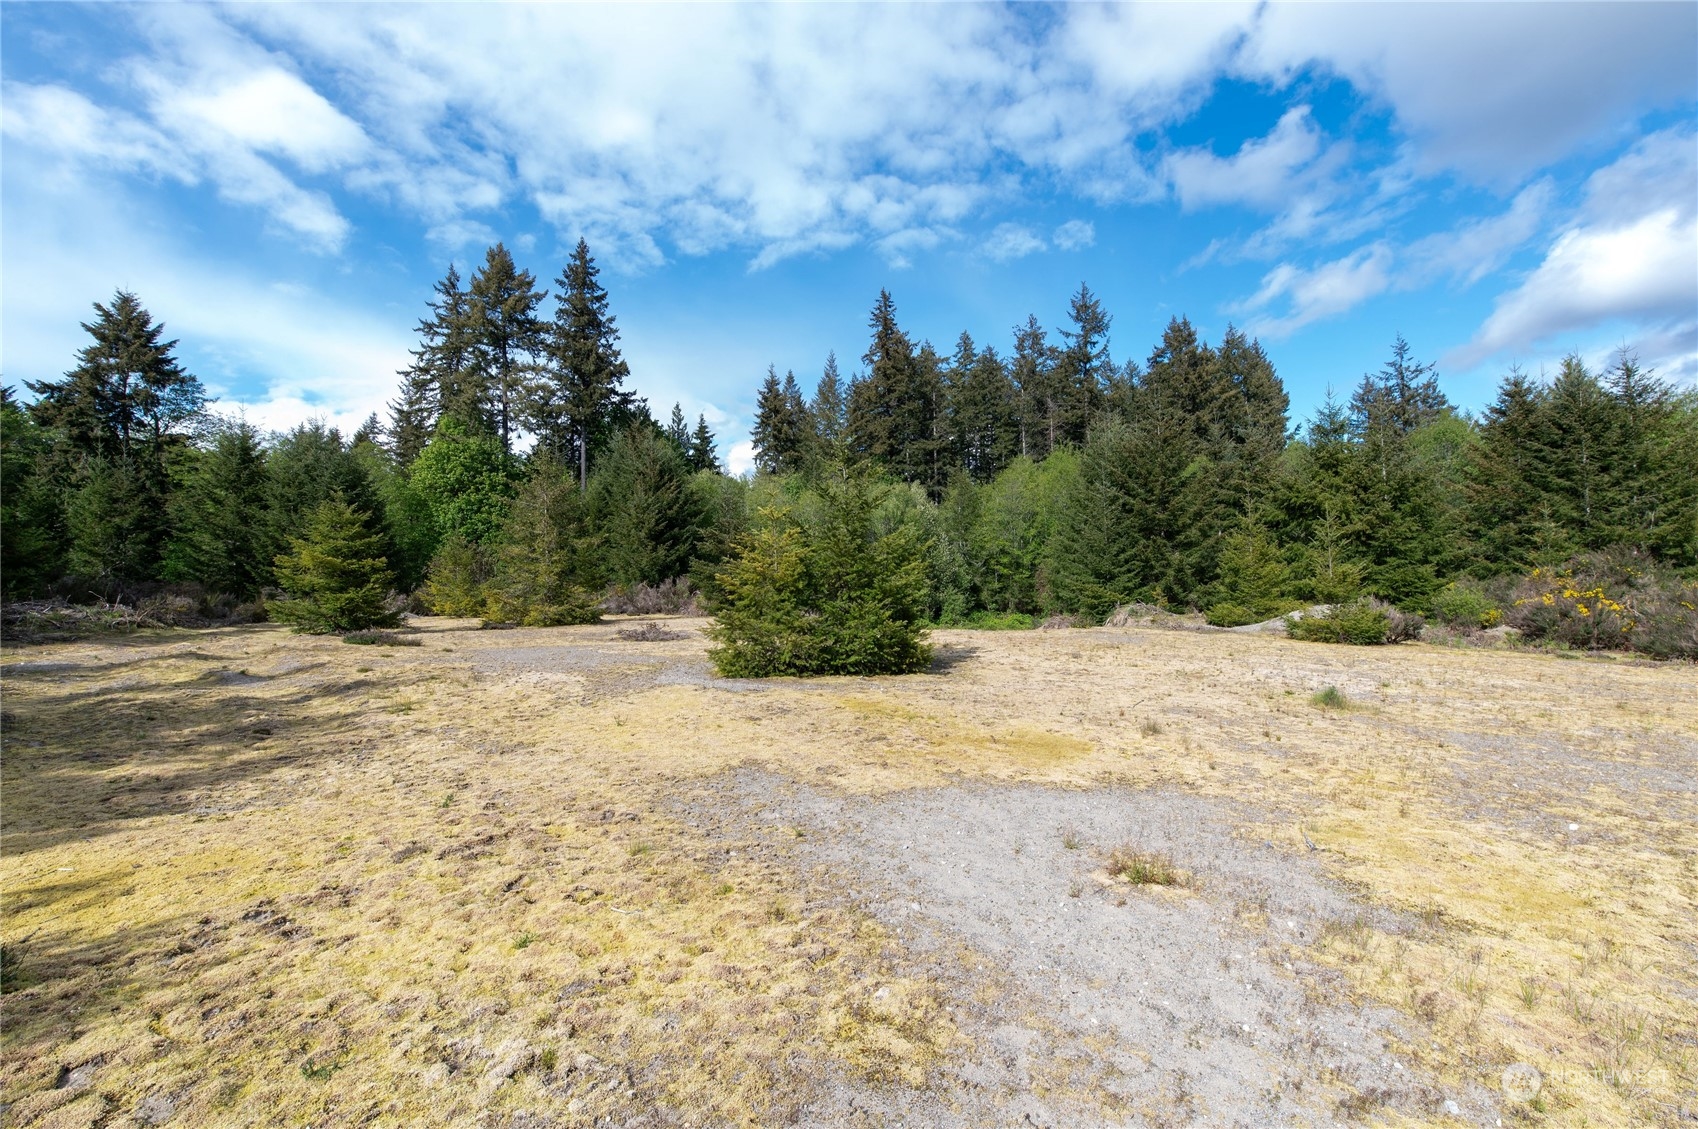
[
  {"x1": 468, "y1": 244, "x2": 547, "y2": 456},
  {"x1": 539, "y1": 239, "x2": 635, "y2": 489}
]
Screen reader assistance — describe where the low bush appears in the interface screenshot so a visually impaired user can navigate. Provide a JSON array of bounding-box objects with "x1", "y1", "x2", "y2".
[
  {"x1": 603, "y1": 578, "x2": 701, "y2": 616},
  {"x1": 946, "y1": 610, "x2": 1034, "y2": 630},
  {"x1": 1310, "y1": 685, "x2": 1349, "y2": 710},
  {"x1": 1287, "y1": 598, "x2": 1423, "y2": 645},
  {"x1": 1204, "y1": 599, "x2": 1303, "y2": 628},
  {"x1": 1426, "y1": 580, "x2": 1504, "y2": 630},
  {"x1": 342, "y1": 630, "x2": 421, "y2": 646},
  {"x1": 1506, "y1": 553, "x2": 1697, "y2": 659},
  {"x1": 421, "y1": 535, "x2": 491, "y2": 617}
]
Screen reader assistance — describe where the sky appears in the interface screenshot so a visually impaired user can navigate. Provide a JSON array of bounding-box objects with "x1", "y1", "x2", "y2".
[{"x1": 3, "y1": 2, "x2": 1695, "y2": 475}]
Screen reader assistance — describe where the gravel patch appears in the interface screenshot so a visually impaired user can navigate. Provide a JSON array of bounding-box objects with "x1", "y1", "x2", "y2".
[{"x1": 675, "y1": 772, "x2": 1500, "y2": 1127}]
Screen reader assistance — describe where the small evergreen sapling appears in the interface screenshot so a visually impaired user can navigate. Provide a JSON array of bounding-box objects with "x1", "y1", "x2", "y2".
[{"x1": 271, "y1": 498, "x2": 401, "y2": 633}]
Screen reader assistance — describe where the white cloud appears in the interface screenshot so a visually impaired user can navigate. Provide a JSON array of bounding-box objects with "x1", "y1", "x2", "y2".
[
  {"x1": 152, "y1": 68, "x2": 368, "y2": 174},
  {"x1": 1241, "y1": 2, "x2": 1697, "y2": 183},
  {"x1": 1455, "y1": 209, "x2": 1698, "y2": 367},
  {"x1": 0, "y1": 167, "x2": 409, "y2": 431},
  {"x1": 726, "y1": 440, "x2": 757, "y2": 478},
  {"x1": 1453, "y1": 129, "x2": 1698, "y2": 367},
  {"x1": 1165, "y1": 106, "x2": 1324, "y2": 211},
  {"x1": 982, "y1": 223, "x2": 1045, "y2": 262},
  {"x1": 1238, "y1": 243, "x2": 1394, "y2": 338},
  {"x1": 1407, "y1": 181, "x2": 1553, "y2": 287},
  {"x1": 1053, "y1": 220, "x2": 1095, "y2": 251}
]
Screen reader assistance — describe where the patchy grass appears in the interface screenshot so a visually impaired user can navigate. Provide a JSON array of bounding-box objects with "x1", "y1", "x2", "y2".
[
  {"x1": 1104, "y1": 848, "x2": 1188, "y2": 888},
  {"x1": 1310, "y1": 684, "x2": 1349, "y2": 710},
  {"x1": 3, "y1": 617, "x2": 1695, "y2": 1125}
]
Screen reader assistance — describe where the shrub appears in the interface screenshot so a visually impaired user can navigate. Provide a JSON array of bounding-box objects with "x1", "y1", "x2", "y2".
[
  {"x1": 1204, "y1": 600, "x2": 1303, "y2": 628},
  {"x1": 602, "y1": 578, "x2": 701, "y2": 615},
  {"x1": 1428, "y1": 580, "x2": 1503, "y2": 630},
  {"x1": 1506, "y1": 553, "x2": 1697, "y2": 658},
  {"x1": 343, "y1": 630, "x2": 421, "y2": 646},
  {"x1": 1310, "y1": 685, "x2": 1349, "y2": 710},
  {"x1": 1287, "y1": 598, "x2": 1423, "y2": 645},
  {"x1": 270, "y1": 498, "x2": 401, "y2": 634},
  {"x1": 706, "y1": 474, "x2": 932, "y2": 677}
]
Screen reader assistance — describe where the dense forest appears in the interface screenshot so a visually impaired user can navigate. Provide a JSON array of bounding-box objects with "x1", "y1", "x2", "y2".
[{"x1": 4, "y1": 240, "x2": 1695, "y2": 663}]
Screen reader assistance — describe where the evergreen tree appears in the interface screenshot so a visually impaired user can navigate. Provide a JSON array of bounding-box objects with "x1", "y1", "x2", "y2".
[
  {"x1": 945, "y1": 332, "x2": 1018, "y2": 483},
  {"x1": 166, "y1": 419, "x2": 270, "y2": 597},
  {"x1": 665, "y1": 402, "x2": 692, "y2": 456},
  {"x1": 706, "y1": 472, "x2": 932, "y2": 677},
  {"x1": 1052, "y1": 282, "x2": 1111, "y2": 446},
  {"x1": 27, "y1": 290, "x2": 207, "y2": 463},
  {"x1": 589, "y1": 424, "x2": 706, "y2": 587},
  {"x1": 27, "y1": 291, "x2": 207, "y2": 584},
  {"x1": 270, "y1": 497, "x2": 401, "y2": 633},
  {"x1": 846, "y1": 291, "x2": 948, "y2": 492},
  {"x1": 1, "y1": 387, "x2": 65, "y2": 596},
  {"x1": 811, "y1": 351, "x2": 847, "y2": 450},
  {"x1": 1011, "y1": 314, "x2": 1059, "y2": 458},
  {"x1": 392, "y1": 264, "x2": 485, "y2": 460},
  {"x1": 689, "y1": 414, "x2": 720, "y2": 474},
  {"x1": 1540, "y1": 355, "x2": 1614, "y2": 550},
  {"x1": 538, "y1": 238, "x2": 635, "y2": 489},
  {"x1": 265, "y1": 421, "x2": 386, "y2": 565},
  {"x1": 751, "y1": 365, "x2": 809, "y2": 474},
  {"x1": 1466, "y1": 367, "x2": 1551, "y2": 571},
  {"x1": 486, "y1": 454, "x2": 599, "y2": 625},
  {"x1": 468, "y1": 244, "x2": 547, "y2": 456}
]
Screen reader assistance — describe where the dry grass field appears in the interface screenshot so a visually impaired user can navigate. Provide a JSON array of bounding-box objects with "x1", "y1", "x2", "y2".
[{"x1": 2, "y1": 617, "x2": 1694, "y2": 1127}]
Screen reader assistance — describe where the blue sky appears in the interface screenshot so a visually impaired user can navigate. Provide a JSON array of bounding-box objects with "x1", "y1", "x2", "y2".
[{"x1": 3, "y1": 2, "x2": 1694, "y2": 473}]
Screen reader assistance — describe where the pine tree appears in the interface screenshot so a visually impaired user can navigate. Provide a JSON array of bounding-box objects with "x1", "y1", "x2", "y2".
[
  {"x1": 0, "y1": 388, "x2": 64, "y2": 596},
  {"x1": 486, "y1": 455, "x2": 599, "y2": 625},
  {"x1": 945, "y1": 332, "x2": 1018, "y2": 483},
  {"x1": 264, "y1": 421, "x2": 386, "y2": 566},
  {"x1": 1011, "y1": 314, "x2": 1059, "y2": 458},
  {"x1": 689, "y1": 415, "x2": 720, "y2": 473},
  {"x1": 392, "y1": 264, "x2": 485, "y2": 460},
  {"x1": 538, "y1": 239, "x2": 636, "y2": 489},
  {"x1": 28, "y1": 291, "x2": 206, "y2": 584},
  {"x1": 665, "y1": 402, "x2": 692, "y2": 456},
  {"x1": 751, "y1": 366, "x2": 808, "y2": 474},
  {"x1": 1466, "y1": 367, "x2": 1552, "y2": 570},
  {"x1": 846, "y1": 290, "x2": 946, "y2": 491},
  {"x1": 271, "y1": 497, "x2": 401, "y2": 633},
  {"x1": 1053, "y1": 283, "x2": 1111, "y2": 446},
  {"x1": 166, "y1": 419, "x2": 271, "y2": 597},
  {"x1": 28, "y1": 290, "x2": 207, "y2": 462},
  {"x1": 811, "y1": 351, "x2": 847, "y2": 449},
  {"x1": 588, "y1": 424, "x2": 706, "y2": 587},
  {"x1": 467, "y1": 244, "x2": 546, "y2": 456}
]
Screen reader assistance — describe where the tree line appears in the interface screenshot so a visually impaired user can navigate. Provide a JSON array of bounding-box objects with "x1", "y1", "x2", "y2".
[{"x1": 4, "y1": 255, "x2": 1694, "y2": 660}]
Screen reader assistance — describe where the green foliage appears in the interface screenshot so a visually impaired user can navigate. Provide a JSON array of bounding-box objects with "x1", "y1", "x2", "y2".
[
  {"x1": 1205, "y1": 523, "x2": 1297, "y2": 625},
  {"x1": 485, "y1": 457, "x2": 599, "y2": 626},
  {"x1": 409, "y1": 417, "x2": 512, "y2": 544},
  {"x1": 588, "y1": 424, "x2": 705, "y2": 587},
  {"x1": 270, "y1": 498, "x2": 401, "y2": 633},
  {"x1": 1310, "y1": 685, "x2": 1349, "y2": 710},
  {"x1": 1, "y1": 389, "x2": 65, "y2": 596},
  {"x1": 1505, "y1": 552, "x2": 1697, "y2": 658},
  {"x1": 1428, "y1": 580, "x2": 1503, "y2": 629},
  {"x1": 421, "y1": 534, "x2": 491, "y2": 617},
  {"x1": 164, "y1": 420, "x2": 270, "y2": 598},
  {"x1": 1287, "y1": 598, "x2": 1422, "y2": 646},
  {"x1": 707, "y1": 474, "x2": 933, "y2": 677}
]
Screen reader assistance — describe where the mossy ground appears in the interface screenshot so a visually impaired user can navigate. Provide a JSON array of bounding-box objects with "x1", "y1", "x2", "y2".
[{"x1": 2, "y1": 617, "x2": 1693, "y2": 1125}]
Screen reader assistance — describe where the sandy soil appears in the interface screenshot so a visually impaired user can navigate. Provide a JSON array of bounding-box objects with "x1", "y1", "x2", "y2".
[{"x1": 2, "y1": 617, "x2": 1694, "y2": 1127}]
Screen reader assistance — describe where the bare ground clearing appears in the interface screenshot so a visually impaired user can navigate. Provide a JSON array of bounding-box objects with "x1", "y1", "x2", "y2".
[{"x1": 2, "y1": 618, "x2": 1694, "y2": 1127}]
